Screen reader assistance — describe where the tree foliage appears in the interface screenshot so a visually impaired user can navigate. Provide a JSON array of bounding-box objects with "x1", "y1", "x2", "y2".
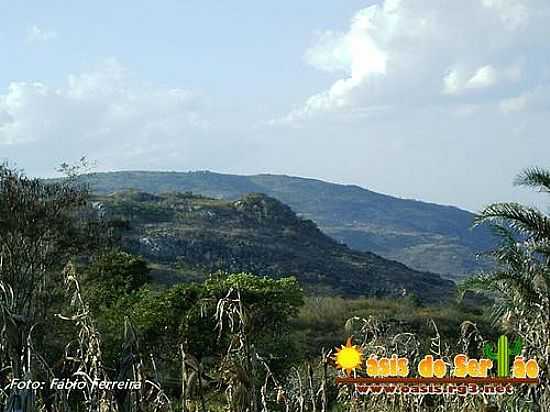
[
  {"x1": 464, "y1": 167, "x2": 550, "y2": 410},
  {"x1": 0, "y1": 164, "x2": 104, "y2": 380}
]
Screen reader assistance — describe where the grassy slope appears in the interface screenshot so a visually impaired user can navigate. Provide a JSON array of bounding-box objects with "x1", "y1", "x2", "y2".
[{"x1": 293, "y1": 296, "x2": 495, "y2": 358}]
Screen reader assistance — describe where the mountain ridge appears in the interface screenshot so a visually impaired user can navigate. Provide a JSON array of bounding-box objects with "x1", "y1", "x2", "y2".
[
  {"x1": 98, "y1": 190, "x2": 455, "y2": 302},
  {"x1": 77, "y1": 170, "x2": 493, "y2": 279}
]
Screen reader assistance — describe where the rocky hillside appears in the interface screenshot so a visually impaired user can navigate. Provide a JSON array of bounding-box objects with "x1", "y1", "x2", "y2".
[
  {"x1": 98, "y1": 190, "x2": 455, "y2": 302},
  {"x1": 83, "y1": 171, "x2": 494, "y2": 279}
]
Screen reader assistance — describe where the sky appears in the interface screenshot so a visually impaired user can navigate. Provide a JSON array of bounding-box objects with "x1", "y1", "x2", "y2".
[{"x1": 0, "y1": 0, "x2": 549, "y2": 211}]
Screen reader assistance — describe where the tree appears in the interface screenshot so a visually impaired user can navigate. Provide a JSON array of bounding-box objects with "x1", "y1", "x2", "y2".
[
  {"x1": 82, "y1": 251, "x2": 151, "y2": 312},
  {"x1": 119, "y1": 272, "x2": 303, "y2": 409},
  {"x1": 0, "y1": 164, "x2": 105, "y2": 408},
  {"x1": 463, "y1": 167, "x2": 550, "y2": 410}
]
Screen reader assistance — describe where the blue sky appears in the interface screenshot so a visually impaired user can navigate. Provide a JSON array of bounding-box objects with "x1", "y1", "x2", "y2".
[
  {"x1": 0, "y1": 1, "x2": 368, "y2": 99},
  {"x1": 1, "y1": 0, "x2": 549, "y2": 211}
]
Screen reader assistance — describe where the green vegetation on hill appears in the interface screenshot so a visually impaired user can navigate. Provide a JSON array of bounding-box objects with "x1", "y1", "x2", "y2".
[
  {"x1": 98, "y1": 190, "x2": 455, "y2": 302},
  {"x1": 80, "y1": 170, "x2": 494, "y2": 279},
  {"x1": 293, "y1": 295, "x2": 495, "y2": 358}
]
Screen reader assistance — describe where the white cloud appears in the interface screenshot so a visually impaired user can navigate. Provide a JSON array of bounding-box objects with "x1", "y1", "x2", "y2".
[
  {"x1": 305, "y1": 7, "x2": 388, "y2": 79},
  {"x1": 499, "y1": 84, "x2": 550, "y2": 112},
  {"x1": 481, "y1": 0, "x2": 530, "y2": 29},
  {"x1": 467, "y1": 65, "x2": 498, "y2": 89},
  {"x1": 443, "y1": 64, "x2": 513, "y2": 95},
  {"x1": 26, "y1": 25, "x2": 57, "y2": 43},
  {"x1": 0, "y1": 59, "x2": 220, "y2": 171},
  {"x1": 277, "y1": 0, "x2": 550, "y2": 123},
  {"x1": 500, "y1": 94, "x2": 528, "y2": 112}
]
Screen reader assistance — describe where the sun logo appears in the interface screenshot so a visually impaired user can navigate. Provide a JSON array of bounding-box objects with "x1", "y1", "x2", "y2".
[{"x1": 334, "y1": 337, "x2": 363, "y2": 375}]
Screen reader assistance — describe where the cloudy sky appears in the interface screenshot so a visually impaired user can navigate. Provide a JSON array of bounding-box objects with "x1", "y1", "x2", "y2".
[{"x1": 1, "y1": 0, "x2": 549, "y2": 211}]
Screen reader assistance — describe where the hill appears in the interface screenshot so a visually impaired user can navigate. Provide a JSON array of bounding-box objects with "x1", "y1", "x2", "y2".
[
  {"x1": 98, "y1": 190, "x2": 454, "y2": 302},
  {"x1": 83, "y1": 171, "x2": 493, "y2": 279}
]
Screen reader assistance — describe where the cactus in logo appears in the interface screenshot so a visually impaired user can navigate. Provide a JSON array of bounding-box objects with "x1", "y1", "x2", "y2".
[{"x1": 483, "y1": 335, "x2": 522, "y2": 377}]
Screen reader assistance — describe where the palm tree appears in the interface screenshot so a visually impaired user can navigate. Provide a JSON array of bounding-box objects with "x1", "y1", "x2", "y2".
[{"x1": 463, "y1": 167, "x2": 550, "y2": 411}]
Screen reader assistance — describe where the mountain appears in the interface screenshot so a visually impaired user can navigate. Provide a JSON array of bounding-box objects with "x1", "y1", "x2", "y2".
[
  {"x1": 81, "y1": 171, "x2": 493, "y2": 279},
  {"x1": 98, "y1": 190, "x2": 454, "y2": 302}
]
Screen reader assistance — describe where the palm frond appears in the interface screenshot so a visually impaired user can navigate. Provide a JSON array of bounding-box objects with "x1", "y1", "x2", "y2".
[
  {"x1": 474, "y1": 202, "x2": 550, "y2": 240},
  {"x1": 488, "y1": 223, "x2": 517, "y2": 245},
  {"x1": 514, "y1": 167, "x2": 550, "y2": 192},
  {"x1": 491, "y1": 238, "x2": 529, "y2": 272},
  {"x1": 459, "y1": 274, "x2": 496, "y2": 294},
  {"x1": 461, "y1": 263, "x2": 540, "y2": 305},
  {"x1": 531, "y1": 239, "x2": 550, "y2": 258}
]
